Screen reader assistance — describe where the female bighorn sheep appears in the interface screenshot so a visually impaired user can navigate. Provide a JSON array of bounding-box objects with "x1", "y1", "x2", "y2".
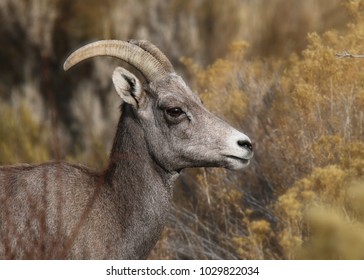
[{"x1": 0, "y1": 40, "x2": 253, "y2": 259}]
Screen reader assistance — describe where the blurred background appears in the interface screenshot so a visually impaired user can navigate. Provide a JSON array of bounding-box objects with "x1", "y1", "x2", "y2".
[{"x1": 1, "y1": 0, "x2": 364, "y2": 259}]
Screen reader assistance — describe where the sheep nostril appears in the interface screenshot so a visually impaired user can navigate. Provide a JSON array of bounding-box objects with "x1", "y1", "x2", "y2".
[{"x1": 237, "y1": 140, "x2": 253, "y2": 152}]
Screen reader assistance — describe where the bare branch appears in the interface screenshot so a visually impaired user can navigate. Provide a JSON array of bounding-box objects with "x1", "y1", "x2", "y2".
[{"x1": 336, "y1": 50, "x2": 364, "y2": 58}]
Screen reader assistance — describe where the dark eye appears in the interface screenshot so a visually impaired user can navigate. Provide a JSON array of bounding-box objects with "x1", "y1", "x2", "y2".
[{"x1": 165, "y1": 107, "x2": 184, "y2": 118}]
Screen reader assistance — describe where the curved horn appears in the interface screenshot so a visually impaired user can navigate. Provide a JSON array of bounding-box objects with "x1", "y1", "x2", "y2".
[
  {"x1": 63, "y1": 40, "x2": 173, "y2": 81},
  {"x1": 128, "y1": 39, "x2": 174, "y2": 73}
]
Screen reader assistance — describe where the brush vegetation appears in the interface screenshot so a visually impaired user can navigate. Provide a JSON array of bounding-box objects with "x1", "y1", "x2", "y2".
[{"x1": 0, "y1": 0, "x2": 363, "y2": 259}]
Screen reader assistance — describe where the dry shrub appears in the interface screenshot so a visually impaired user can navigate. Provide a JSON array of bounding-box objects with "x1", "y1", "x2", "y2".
[
  {"x1": 258, "y1": 0, "x2": 364, "y2": 259},
  {"x1": 296, "y1": 181, "x2": 364, "y2": 260},
  {"x1": 1, "y1": 0, "x2": 364, "y2": 259}
]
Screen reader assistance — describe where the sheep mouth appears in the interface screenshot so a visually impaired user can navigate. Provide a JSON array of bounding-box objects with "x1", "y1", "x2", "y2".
[{"x1": 226, "y1": 155, "x2": 250, "y2": 164}]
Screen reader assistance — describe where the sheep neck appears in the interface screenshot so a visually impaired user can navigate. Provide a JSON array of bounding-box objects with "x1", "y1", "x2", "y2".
[{"x1": 104, "y1": 103, "x2": 178, "y2": 258}]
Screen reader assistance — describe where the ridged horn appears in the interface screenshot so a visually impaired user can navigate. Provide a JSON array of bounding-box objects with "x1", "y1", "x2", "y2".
[
  {"x1": 128, "y1": 39, "x2": 174, "y2": 73},
  {"x1": 63, "y1": 40, "x2": 173, "y2": 81}
]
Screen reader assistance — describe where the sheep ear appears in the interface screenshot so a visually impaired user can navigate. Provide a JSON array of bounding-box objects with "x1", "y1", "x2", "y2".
[{"x1": 112, "y1": 67, "x2": 145, "y2": 108}]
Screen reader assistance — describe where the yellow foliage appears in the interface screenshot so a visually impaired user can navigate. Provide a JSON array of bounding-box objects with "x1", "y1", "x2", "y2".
[
  {"x1": 298, "y1": 202, "x2": 364, "y2": 260},
  {"x1": 1, "y1": 0, "x2": 364, "y2": 260},
  {"x1": 0, "y1": 105, "x2": 51, "y2": 164},
  {"x1": 274, "y1": 164, "x2": 364, "y2": 259},
  {"x1": 347, "y1": 182, "x2": 364, "y2": 221},
  {"x1": 269, "y1": 14, "x2": 364, "y2": 257}
]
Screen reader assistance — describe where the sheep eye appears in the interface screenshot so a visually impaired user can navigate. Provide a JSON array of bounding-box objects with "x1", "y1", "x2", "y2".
[{"x1": 165, "y1": 107, "x2": 184, "y2": 118}]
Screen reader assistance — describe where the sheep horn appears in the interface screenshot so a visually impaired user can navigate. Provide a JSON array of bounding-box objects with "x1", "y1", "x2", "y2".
[
  {"x1": 63, "y1": 40, "x2": 173, "y2": 82},
  {"x1": 128, "y1": 39, "x2": 174, "y2": 73}
]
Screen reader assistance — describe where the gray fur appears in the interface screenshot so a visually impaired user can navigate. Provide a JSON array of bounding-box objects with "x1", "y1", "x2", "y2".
[{"x1": 0, "y1": 46, "x2": 253, "y2": 259}]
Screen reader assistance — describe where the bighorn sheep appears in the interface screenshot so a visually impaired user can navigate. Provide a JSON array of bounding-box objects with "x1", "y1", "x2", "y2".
[{"x1": 0, "y1": 40, "x2": 253, "y2": 259}]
